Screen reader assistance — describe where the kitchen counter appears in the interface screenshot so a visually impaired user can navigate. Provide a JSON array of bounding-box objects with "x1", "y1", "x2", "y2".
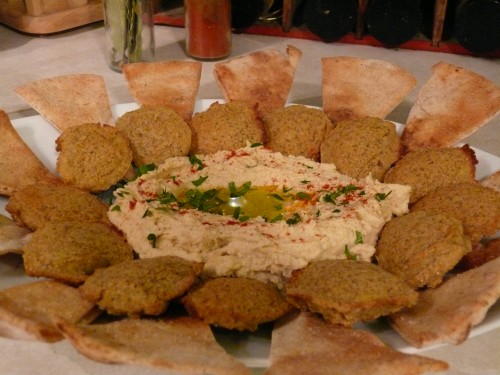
[{"x1": 0, "y1": 21, "x2": 499, "y2": 375}]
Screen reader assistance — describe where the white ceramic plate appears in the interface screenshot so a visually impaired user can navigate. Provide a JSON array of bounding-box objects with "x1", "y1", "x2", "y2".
[{"x1": 1, "y1": 100, "x2": 499, "y2": 370}]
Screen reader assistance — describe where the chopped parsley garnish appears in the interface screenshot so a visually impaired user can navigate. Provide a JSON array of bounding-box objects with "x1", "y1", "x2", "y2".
[
  {"x1": 189, "y1": 154, "x2": 204, "y2": 170},
  {"x1": 355, "y1": 231, "x2": 363, "y2": 244},
  {"x1": 142, "y1": 208, "x2": 152, "y2": 218},
  {"x1": 300, "y1": 179, "x2": 310, "y2": 184},
  {"x1": 134, "y1": 163, "x2": 156, "y2": 179},
  {"x1": 232, "y1": 206, "x2": 241, "y2": 219},
  {"x1": 296, "y1": 192, "x2": 311, "y2": 200},
  {"x1": 323, "y1": 185, "x2": 360, "y2": 204},
  {"x1": 286, "y1": 213, "x2": 301, "y2": 225},
  {"x1": 344, "y1": 245, "x2": 358, "y2": 260},
  {"x1": 282, "y1": 186, "x2": 293, "y2": 193},
  {"x1": 239, "y1": 215, "x2": 250, "y2": 222},
  {"x1": 158, "y1": 190, "x2": 177, "y2": 205},
  {"x1": 375, "y1": 191, "x2": 392, "y2": 202},
  {"x1": 250, "y1": 142, "x2": 263, "y2": 148},
  {"x1": 192, "y1": 175, "x2": 208, "y2": 187},
  {"x1": 270, "y1": 213, "x2": 284, "y2": 223},
  {"x1": 111, "y1": 205, "x2": 121, "y2": 212},
  {"x1": 147, "y1": 233, "x2": 157, "y2": 248},
  {"x1": 228, "y1": 181, "x2": 252, "y2": 198},
  {"x1": 270, "y1": 193, "x2": 284, "y2": 201}
]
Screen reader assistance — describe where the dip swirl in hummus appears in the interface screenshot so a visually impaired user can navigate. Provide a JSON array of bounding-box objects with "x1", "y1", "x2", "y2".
[{"x1": 109, "y1": 145, "x2": 410, "y2": 286}]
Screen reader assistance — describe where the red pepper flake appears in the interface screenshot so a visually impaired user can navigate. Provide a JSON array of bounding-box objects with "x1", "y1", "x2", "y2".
[{"x1": 129, "y1": 200, "x2": 137, "y2": 210}]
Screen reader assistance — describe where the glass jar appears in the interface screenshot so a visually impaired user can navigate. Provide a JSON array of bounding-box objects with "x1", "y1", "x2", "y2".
[
  {"x1": 104, "y1": 0, "x2": 156, "y2": 71},
  {"x1": 184, "y1": 0, "x2": 232, "y2": 60}
]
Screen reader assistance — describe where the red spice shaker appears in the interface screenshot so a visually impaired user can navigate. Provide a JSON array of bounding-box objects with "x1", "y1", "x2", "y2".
[{"x1": 184, "y1": 0, "x2": 232, "y2": 60}]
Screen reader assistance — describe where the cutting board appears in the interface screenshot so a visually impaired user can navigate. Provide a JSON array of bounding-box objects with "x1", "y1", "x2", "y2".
[{"x1": 0, "y1": 0, "x2": 103, "y2": 34}]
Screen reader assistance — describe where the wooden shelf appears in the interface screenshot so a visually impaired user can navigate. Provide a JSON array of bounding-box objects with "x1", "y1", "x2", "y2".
[{"x1": 0, "y1": 0, "x2": 103, "y2": 34}]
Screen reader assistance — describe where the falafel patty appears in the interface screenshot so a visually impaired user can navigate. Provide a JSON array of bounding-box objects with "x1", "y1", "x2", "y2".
[
  {"x1": 23, "y1": 221, "x2": 133, "y2": 284},
  {"x1": 320, "y1": 117, "x2": 401, "y2": 180},
  {"x1": 115, "y1": 105, "x2": 192, "y2": 166},
  {"x1": 410, "y1": 182, "x2": 500, "y2": 241},
  {"x1": 189, "y1": 101, "x2": 265, "y2": 154},
  {"x1": 56, "y1": 123, "x2": 133, "y2": 192},
  {"x1": 182, "y1": 277, "x2": 293, "y2": 331},
  {"x1": 376, "y1": 211, "x2": 471, "y2": 289},
  {"x1": 263, "y1": 105, "x2": 332, "y2": 161},
  {"x1": 80, "y1": 256, "x2": 202, "y2": 317},
  {"x1": 6, "y1": 183, "x2": 111, "y2": 231},
  {"x1": 383, "y1": 145, "x2": 477, "y2": 204},
  {"x1": 285, "y1": 259, "x2": 418, "y2": 326}
]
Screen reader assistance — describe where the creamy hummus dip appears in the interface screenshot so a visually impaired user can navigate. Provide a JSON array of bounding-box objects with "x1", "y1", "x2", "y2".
[{"x1": 109, "y1": 145, "x2": 410, "y2": 285}]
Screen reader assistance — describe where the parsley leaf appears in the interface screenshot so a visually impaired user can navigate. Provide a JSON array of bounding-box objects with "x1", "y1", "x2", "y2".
[
  {"x1": 147, "y1": 233, "x2": 157, "y2": 248},
  {"x1": 134, "y1": 163, "x2": 156, "y2": 179},
  {"x1": 375, "y1": 191, "x2": 392, "y2": 202},
  {"x1": 189, "y1": 154, "x2": 204, "y2": 170},
  {"x1": 228, "y1": 181, "x2": 252, "y2": 198},
  {"x1": 192, "y1": 175, "x2": 208, "y2": 187},
  {"x1": 344, "y1": 245, "x2": 358, "y2": 260},
  {"x1": 286, "y1": 213, "x2": 301, "y2": 225}
]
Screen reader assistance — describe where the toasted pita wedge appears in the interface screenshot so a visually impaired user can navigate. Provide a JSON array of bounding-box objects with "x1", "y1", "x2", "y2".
[
  {"x1": 121, "y1": 61, "x2": 202, "y2": 120},
  {"x1": 266, "y1": 311, "x2": 448, "y2": 375},
  {"x1": 482, "y1": 170, "x2": 500, "y2": 193},
  {"x1": 0, "y1": 110, "x2": 58, "y2": 196},
  {"x1": 321, "y1": 56, "x2": 417, "y2": 123},
  {"x1": 389, "y1": 257, "x2": 500, "y2": 348},
  {"x1": 214, "y1": 45, "x2": 302, "y2": 118},
  {"x1": 402, "y1": 62, "x2": 500, "y2": 152},
  {"x1": 15, "y1": 74, "x2": 113, "y2": 132},
  {"x1": 0, "y1": 280, "x2": 98, "y2": 342},
  {"x1": 57, "y1": 317, "x2": 250, "y2": 375},
  {"x1": 0, "y1": 214, "x2": 31, "y2": 255}
]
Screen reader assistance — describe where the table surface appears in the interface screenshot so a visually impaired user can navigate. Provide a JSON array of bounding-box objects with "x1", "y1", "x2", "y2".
[{"x1": 0, "y1": 21, "x2": 499, "y2": 375}]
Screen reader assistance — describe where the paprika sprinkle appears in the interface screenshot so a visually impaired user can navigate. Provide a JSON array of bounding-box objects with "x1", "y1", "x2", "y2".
[{"x1": 184, "y1": 0, "x2": 232, "y2": 60}]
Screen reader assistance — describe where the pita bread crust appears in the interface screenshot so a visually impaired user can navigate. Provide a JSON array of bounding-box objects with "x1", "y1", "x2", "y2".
[
  {"x1": 0, "y1": 110, "x2": 58, "y2": 196},
  {"x1": 267, "y1": 312, "x2": 448, "y2": 375},
  {"x1": 389, "y1": 257, "x2": 500, "y2": 348},
  {"x1": 321, "y1": 56, "x2": 417, "y2": 123},
  {"x1": 57, "y1": 317, "x2": 250, "y2": 375},
  {"x1": 15, "y1": 74, "x2": 113, "y2": 132},
  {"x1": 402, "y1": 62, "x2": 500, "y2": 152},
  {"x1": 0, "y1": 280, "x2": 97, "y2": 342},
  {"x1": 482, "y1": 170, "x2": 500, "y2": 193},
  {"x1": 121, "y1": 61, "x2": 202, "y2": 120},
  {"x1": 214, "y1": 45, "x2": 302, "y2": 118}
]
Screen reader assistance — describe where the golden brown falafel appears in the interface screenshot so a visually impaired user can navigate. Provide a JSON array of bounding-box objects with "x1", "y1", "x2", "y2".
[
  {"x1": 182, "y1": 277, "x2": 293, "y2": 331},
  {"x1": 189, "y1": 101, "x2": 265, "y2": 154},
  {"x1": 320, "y1": 117, "x2": 401, "y2": 180},
  {"x1": 56, "y1": 123, "x2": 133, "y2": 192},
  {"x1": 80, "y1": 256, "x2": 202, "y2": 317},
  {"x1": 23, "y1": 221, "x2": 134, "y2": 284},
  {"x1": 263, "y1": 105, "x2": 333, "y2": 161},
  {"x1": 383, "y1": 145, "x2": 477, "y2": 204},
  {"x1": 376, "y1": 211, "x2": 471, "y2": 289},
  {"x1": 285, "y1": 259, "x2": 418, "y2": 327},
  {"x1": 6, "y1": 183, "x2": 111, "y2": 231},
  {"x1": 410, "y1": 182, "x2": 500, "y2": 241},
  {"x1": 115, "y1": 105, "x2": 192, "y2": 166}
]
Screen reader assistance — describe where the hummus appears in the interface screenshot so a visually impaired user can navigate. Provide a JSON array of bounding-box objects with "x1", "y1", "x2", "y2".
[{"x1": 109, "y1": 145, "x2": 410, "y2": 285}]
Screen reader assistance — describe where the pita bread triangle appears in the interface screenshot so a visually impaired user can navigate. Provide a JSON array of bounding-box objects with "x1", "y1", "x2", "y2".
[
  {"x1": 14, "y1": 74, "x2": 113, "y2": 132},
  {"x1": 267, "y1": 311, "x2": 448, "y2": 375},
  {"x1": 389, "y1": 256, "x2": 500, "y2": 348},
  {"x1": 121, "y1": 60, "x2": 202, "y2": 121},
  {"x1": 402, "y1": 62, "x2": 500, "y2": 152},
  {"x1": 56, "y1": 317, "x2": 250, "y2": 375},
  {"x1": 321, "y1": 56, "x2": 417, "y2": 123},
  {"x1": 0, "y1": 110, "x2": 58, "y2": 196},
  {"x1": 214, "y1": 45, "x2": 302, "y2": 119}
]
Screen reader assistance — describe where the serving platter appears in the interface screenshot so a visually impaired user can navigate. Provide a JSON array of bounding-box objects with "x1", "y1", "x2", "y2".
[{"x1": 1, "y1": 100, "x2": 499, "y2": 373}]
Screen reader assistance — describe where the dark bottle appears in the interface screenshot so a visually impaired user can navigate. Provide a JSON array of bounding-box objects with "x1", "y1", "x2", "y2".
[
  {"x1": 454, "y1": 0, "x2": 500, "y2": 54},
  {"x1": 365, "y1": 0, "x2": 423, "y2": 46},
  {"x1": 231, "y1": 0, "x2": 265, "y2": 30},
  {"x1": 303, "y1": 0, "x2": 358, "y2": 42}
]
